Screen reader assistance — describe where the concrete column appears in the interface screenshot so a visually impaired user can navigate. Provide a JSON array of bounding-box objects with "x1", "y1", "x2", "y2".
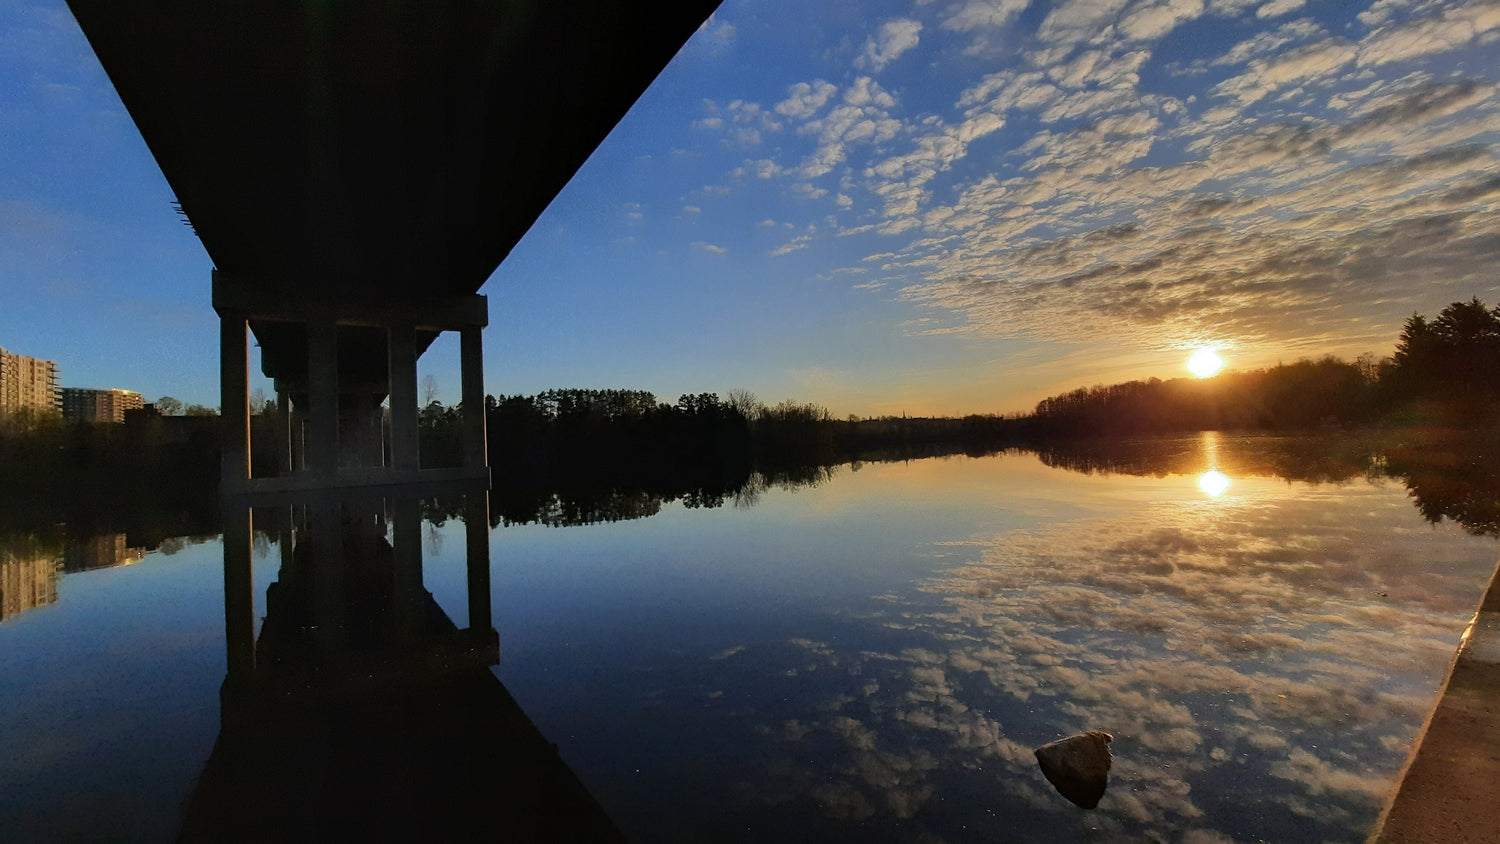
[
  {"x1": 358, "y1": 395, "x2": 383, "y2": 467},
  {"x1": 222, "y1": 503, "x2": 255, "y2": 678},
  {"x1": 276, "y1": 389, "x2": 293, "y2": 476},
  {"x1": 465, "y1": 491, "x2": 492, "y2": 632},
  {"x1": 460, "y1": 326, "x2": 487, "y2": 470},
  {"x1": 219, "y1": 312, "x2": 251, "y2": 487},
  {"x1": 307, "y1": 320, "x2": 340, "y2": 477},
  {"x1": 388, "y1": 324, "x2": 419, "y2": 472},
  {"x1": 295, "y1": 407, "x2": 306, "y2": 472}
]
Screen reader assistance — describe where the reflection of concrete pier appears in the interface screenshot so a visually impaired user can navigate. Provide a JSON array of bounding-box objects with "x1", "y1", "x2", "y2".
[{"x1": 185, "y1": 489, "x2": 623, "y2": 841}]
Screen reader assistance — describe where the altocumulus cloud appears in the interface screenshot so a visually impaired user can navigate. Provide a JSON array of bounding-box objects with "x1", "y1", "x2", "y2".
[{"x1": 691, "y1": 0, "x2": 1500, "y2": 354}]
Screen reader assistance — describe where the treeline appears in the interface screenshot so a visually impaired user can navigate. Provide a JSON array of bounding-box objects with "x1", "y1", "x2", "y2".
[
  {"x1": 0, "y1": 411, "x2": 222, "y2": 536},
  {"x1": 4, "y1": 298, "x2": 1495, "y2": 530},
  {"x1": 1019, "y1": 298, "x2": 1500, "y2": 438},
  {"x1": 406, "y1": 387, "x2": 1021, "y2": 480}
]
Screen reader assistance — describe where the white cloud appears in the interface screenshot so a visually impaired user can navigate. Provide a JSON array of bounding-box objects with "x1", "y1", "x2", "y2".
[
  {"x1": 1212, "y1": 38, "x2": 1359, "y2": 104},
  {"x1": 941, "y1": 0, "x2": 1032, "y2": 32},
  {"x1": 1119, "y1": 0, "x2": 1206, "y2": 42},
  {"x1": 776, "y1": 80, "x2": 840, "y2": 119},
  {"x1": 1256, "y1": 0, "x2": 1304, "y2": 19},
  {"x1": 691, "y1": 241, "x2": 727, "y2": 254},
  {"x1": 1214, "y1": 17, "x2": 1326, "y2": 66},
  {"x1": 856, "y1": 18, "x2": 924, "y2": 73},
  {"x1": 734, "y1": 158, "x2": 784, "y2": 180},
  {"x1": 1358, "y1": 2, "x2": 1500, "y2": 67},
  {"x1": 1037, "y1": 0, "x2": 1134, "y2": 49},
  {"x1": 771, "y1": 233, "x2": 814, "y2": 256},
  {"x1": 1358, "y1": 0, "x2": 1420, "y2": 28},
  {"x1": 790, "y1": 78, "x2": 904, "y2": 180},
  {"x1": 791, "y1": 182, "x2": 831, "y2": 200}
]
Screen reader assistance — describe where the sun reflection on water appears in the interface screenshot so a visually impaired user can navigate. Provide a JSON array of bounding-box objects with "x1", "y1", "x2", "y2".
[{"x1": 1198, "y1": 469, "x2": 1231, "y2": 497}]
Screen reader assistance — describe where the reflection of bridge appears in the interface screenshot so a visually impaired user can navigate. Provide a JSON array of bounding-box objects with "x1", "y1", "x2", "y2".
[
  {"x1": 66, "y1": 1, "x2": 720, "y2": 494},
  {"x1": 184, "y1": 493, "x2": 624, "y2": 840}
]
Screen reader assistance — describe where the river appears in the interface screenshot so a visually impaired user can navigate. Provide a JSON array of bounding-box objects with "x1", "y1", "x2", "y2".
[{"x1": 2, "y1": 432, "x2": 1496, "y2": 842}]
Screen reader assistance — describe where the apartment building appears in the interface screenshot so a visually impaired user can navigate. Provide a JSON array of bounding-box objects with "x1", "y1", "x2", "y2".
[
  {"x1": 0, "y1": 346, "x2": 61, "y2": 418},
  {"x1": 61, "y1": 387, "x2": 146, "y2": 424}
]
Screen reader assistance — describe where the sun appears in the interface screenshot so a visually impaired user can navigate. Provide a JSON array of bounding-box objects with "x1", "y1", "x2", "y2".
[{"x1": 1187, "y1": 348, "x2": 1224, "y2": 378}]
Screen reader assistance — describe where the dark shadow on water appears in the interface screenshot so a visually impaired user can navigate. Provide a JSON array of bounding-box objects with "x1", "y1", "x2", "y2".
[{"x1": 178, "y1": 487, "x2": 623, "y2": 842}]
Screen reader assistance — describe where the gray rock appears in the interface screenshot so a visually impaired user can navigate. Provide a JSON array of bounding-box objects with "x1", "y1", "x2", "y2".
[{"x1": 1034, "y1": 731, "x2": 1113, "y2": 809}]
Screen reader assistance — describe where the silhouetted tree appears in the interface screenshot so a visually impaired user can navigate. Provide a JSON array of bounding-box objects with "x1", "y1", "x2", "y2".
[{"x1": 1386, "y1": 298, "x2": 1500, "y2": 421}]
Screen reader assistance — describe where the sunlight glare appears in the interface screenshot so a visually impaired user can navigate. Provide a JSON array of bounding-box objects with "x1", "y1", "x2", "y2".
[
  {"x1": 1187, "y1": 348, "x2": 1224, "y2": 378},
  {"x1": 1199, "y1": 470, "x2": 1230, "y2": 497}
]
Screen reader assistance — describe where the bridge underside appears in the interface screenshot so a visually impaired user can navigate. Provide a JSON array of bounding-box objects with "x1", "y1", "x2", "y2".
[
  {"x1": 215, "y1": 272, "x2": 490, "y2": 497},
  {"x1": 65, "y1": 1, "x2": 720, "y2": 495}
]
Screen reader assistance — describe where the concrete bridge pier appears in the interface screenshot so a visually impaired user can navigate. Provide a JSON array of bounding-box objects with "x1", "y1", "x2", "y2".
[{"x1": 213, "y1": 270, "x2": 489, "y2": 498}]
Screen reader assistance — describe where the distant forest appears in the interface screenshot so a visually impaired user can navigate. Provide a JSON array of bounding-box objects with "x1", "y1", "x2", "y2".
[
  {"x1": 2, "y1": 298, "x2": 1497, "y2": 528},
  {"x1": 417, "y1": 297, "x2": 1500, "y2": 468},
  {"x1": 1017, "y1": 298, "x2": 1500, "y2": 437}
]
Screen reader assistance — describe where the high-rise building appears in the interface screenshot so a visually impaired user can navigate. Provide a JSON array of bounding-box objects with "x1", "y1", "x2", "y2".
[
  {"x1": 0, "y1": 346, "x2": 61, "y2": 418},
  {"x1": 61, "y1": 387, "x2": 145, "y2": 424}
]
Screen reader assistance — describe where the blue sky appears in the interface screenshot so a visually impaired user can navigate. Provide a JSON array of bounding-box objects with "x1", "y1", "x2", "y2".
[{"x1": 3, "y1": 0, "x2": 1498, "y2": 415}]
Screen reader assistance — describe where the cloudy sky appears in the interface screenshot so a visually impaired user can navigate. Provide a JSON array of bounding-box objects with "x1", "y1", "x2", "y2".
[{"x1": 2, "y1": 0, "x2": 1498, "y2": 414}]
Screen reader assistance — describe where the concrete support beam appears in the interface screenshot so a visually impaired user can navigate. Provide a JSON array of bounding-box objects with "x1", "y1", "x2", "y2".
[
  {"x1": 214, "y1": 271, "x2": 488, "y2": 331},
  {"x1": 276, "y1": 388, "x2": 293, "y2": 476},
  {"x1": 461, "y1": 325, "x2": 487, "y2": 471},
  {"x1": 307, "y1": 320, "x2": 340, "y2": 477},
  {"x1": 295, "y1": 405, "x2": 306, "y2": 472},
  {"x1": 356, "y1": 395, "x2": 382, "y2": 468},
  {"x1": 388, "y1": 324, "x2": 419, "y2": 472},
  {"x1": 219, "y1": 312, "x2": 251, "y2": 488}
]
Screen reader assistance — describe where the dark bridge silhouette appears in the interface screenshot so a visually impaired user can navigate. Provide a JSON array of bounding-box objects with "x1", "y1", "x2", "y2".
[
  {"x1": 180, "y1": 494, "x2": 629, "y2": 841},
  {"x1": 63, "y1": 4, "x2": 720, "y2": 837},
  {"x1": 67, "y1": 0, "x2": 721, "y2": 494}
]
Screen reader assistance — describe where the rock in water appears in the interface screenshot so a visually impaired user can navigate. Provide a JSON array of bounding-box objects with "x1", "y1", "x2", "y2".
[{"x1": 1034, "y1": 731, "x2": 1113, "y2": 809}]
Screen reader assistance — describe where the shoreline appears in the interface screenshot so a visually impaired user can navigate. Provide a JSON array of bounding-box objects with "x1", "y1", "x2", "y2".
[{"x1": 1372, "y1": 558, "x2": 1500, "y2": 843}]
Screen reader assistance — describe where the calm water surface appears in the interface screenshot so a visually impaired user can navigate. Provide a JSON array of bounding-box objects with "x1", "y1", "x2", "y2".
[{"x1": 2, "y1": 434, "x2": 1497, "y2": 842}]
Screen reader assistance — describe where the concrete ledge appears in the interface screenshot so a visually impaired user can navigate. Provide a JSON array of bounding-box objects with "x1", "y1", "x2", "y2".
[
  {"x1": 1372, "y1": 561, "x2": 1500, "y2": 843},
  {"x1": 220, "y1": 466, "x2": 490, "y2": 507},
  {"x1": 212, "y1": 269, "x2": 488, "y2": 328}
]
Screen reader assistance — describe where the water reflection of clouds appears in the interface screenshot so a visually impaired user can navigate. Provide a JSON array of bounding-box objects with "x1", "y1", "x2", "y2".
[{"x1": 748, "y1": 478, "x2": 1496, "y2": 840}]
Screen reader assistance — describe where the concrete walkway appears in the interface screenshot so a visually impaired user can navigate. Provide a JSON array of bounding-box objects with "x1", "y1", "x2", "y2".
[{"x1": 1373, "y1": 562, "x2": 1500, "y2": 843}]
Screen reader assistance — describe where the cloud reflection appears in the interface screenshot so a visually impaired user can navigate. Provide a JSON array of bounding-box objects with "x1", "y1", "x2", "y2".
[{"x1": 745, "y1": 468, "x2": 1495, "y2": 840}]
